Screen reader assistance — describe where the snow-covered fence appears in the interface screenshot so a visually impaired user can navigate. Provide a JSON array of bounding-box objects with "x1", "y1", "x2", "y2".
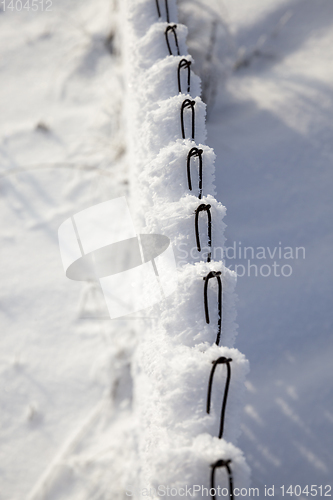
[{"x1": 120, "y1": 0, "x2": 250, "y2": 497}]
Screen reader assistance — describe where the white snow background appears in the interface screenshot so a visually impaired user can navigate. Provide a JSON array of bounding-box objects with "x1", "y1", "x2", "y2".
[
  {"x1": 0, "y1": 0, "x2": 332, "y2": 498},
  {"x1": 209, "y1": 0, "x2": 333, "y2": 494}
]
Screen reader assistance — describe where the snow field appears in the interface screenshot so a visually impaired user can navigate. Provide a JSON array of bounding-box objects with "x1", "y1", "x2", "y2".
[
  {"x1": 121, "y1": 0, "x2": 251, "y2": 496},
  {"x1": 0, "y1": 1, "x2": 143, "y2": 497},
  {"x1": 2, "y1": 0, "x2": 331, "y2": 495}
]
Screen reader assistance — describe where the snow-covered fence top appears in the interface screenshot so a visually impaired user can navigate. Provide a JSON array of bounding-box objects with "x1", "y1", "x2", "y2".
[{"x1": 120, "y1": 0, "x2": 251, "y2": 498}]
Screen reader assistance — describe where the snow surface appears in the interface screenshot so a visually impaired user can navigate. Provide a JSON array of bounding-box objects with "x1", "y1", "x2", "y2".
[
  {"x1": 1, "y1": 0, "x2": 333, "y2": 498},
  {"x1": 208, "y1": 0, "x2": 333, "y2": 492}
]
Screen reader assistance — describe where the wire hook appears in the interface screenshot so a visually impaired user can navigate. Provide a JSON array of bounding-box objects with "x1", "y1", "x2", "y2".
[
  {"x1": 210, "y1": 459, "x2": 234, "y2": 500},
  {"x1": 178, "y1": 58, "x2": 191, "y2": 94},
  {"x1": 156, "y1": 0, "x2": 170, "y2": 23},
  {"x1": 181, "y1": 99, "x2": 195, "y2": 140},
  {"x1": 204, "y1": 271, "x2": 222, "y2": 345},
  {"x1": 187, "y1": 147, "x2": 203, "y2": 199},
  {"x1": 195, "y1": 203, "x2": 212, "y2": 262},
  {"x1": 207, "y1": 357, "x2": 232, "y2": 439},
  {"x1": 165, "y1": 25, "x2": 180, "y2": 56}
]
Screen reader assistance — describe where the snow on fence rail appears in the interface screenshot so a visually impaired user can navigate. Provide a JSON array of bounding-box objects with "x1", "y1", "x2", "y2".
[{"x1": 121, "y1": 0, "x2": 250, "y2": 497}]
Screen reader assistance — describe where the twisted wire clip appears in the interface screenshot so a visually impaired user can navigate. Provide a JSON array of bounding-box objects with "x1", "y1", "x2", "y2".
[
  {"x1": 195, "y1": 203, "x2": 212, "y2": 262},
  {"x1": 204, "y1": 271, "x2": 222, "y2": 345},
  {"x1": 207, "y1": 357, "x2": 232, "y2": 439},
  {"x1": 187, "y1": 147, "x2": 203, "y2": 199},
  {"x1": 178, "y1": 58, "x2": 191, "y2": 94},
  {"x1": 210, "y1": 459, "x2": 234, "y2": 500},
  {"x1": 181, "y1": 99, "x2": 196, "y2": 140},
  {"x1": 156, "y1": 0, "x2": 170, "y2": 23},
  {"x1": 165, "y1": 25, "x2": 180, "y2": 56}
]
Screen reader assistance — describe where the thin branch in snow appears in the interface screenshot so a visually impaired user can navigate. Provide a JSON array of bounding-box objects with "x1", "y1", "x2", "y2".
[{"x1": 234, "y1": 10, "x2": 293, "y2": 71}]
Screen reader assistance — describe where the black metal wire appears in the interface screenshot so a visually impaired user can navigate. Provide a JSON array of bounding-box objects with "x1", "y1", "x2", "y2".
[
  {"x1": 210, "y1": 459, "x2": 234, "y2": 500},
  {"x1": 155, "y1": 0, "x2": 161, "y2": 17},
  {"x1": 181, "y1": 99, "x2": 196, "y2": 140},
  {"x1": 178, "y1": 58, "x2": 191, "y2": 94},
  {"x1": 195, "y1": 203, "x2": 212, "y2": 262},
  {"x1": 165, "y1": 0, "x2": 170, "y2": 22},
  {"x1": 207, "y1": 357, "x2": 232, "y2": 439},
  {"x1": 156, "y1": 0, "x2": 170, "y2": 23},
  {"x1": 187, "y1": 147, "x2": 203, "y2": 199},
  {"x1": 204, "y1": 271, "x2": 222, "y2": 345},
  {"x1": 165, "y1": 25, "x2": 180, "y2": 56}
]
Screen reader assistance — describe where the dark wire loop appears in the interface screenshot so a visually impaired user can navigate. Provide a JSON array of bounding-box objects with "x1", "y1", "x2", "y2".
[
  {"x1": 204, "y1": 271, "x2": 222, "y2": 345},
  {"x1": 195, "y1": 203, "x2": 212, "y2": 262},
  {"x1": 181, "y1": 99, "x2": 196, "y2": 140},
  {"x1": 187, "y1": 147, "x2": 203, "y2": 199},
  {"x1": 210, "y1": 459, "x2": 234, "y2": 500},
  {"x1": 156, "y1": 0, "x2": 170, "y2": 23},
  {"x1": 178, "y1": 58, "x2": 191, "y2": 94},
  {"x1": 165, "y1": 25, "x2": 180, "y2": 56},
  {"x1": 207, "y1": 357, "x2": 232, "y2": 439}
]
